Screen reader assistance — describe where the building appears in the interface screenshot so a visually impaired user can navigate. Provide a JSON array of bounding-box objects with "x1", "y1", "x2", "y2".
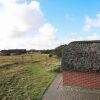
[
  {"x1": 62, "y1": 40, "x2": 100, "y2": 90},
  {"x1": 1, "y1": 49, "x2": 26, "y2": 55}
]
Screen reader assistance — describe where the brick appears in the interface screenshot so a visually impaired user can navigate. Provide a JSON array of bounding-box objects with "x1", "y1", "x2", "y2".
[{"x1": 63, "y1": 71, "x2": 100, "y2": 89}]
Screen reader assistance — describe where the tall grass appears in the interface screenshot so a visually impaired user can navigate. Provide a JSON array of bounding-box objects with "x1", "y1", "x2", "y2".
[{"x1": 0, "y1": 53, "x2": 60, "y2": 100}]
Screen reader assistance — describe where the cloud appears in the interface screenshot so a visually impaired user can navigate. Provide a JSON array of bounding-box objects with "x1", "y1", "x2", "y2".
[
  {"x1": 39, "y1": 24, "x2": 57, "y2": 40},
  {"x1": 64, "y1": 32, "x2": 83, "y2": 44},
  {"x1": 83, "y1": 13, "x2": 100, "y2": 32},
  {"x1": 0, "y1": 0, "x2": 43, "y2": 37},
  {"x1": 0, "y1": 0, "x2": 58, "y2": 50},
  {"x1": 22, "y1": 23, "x2": 58, "y2": 49},
  {"x1": 64, "y1": 32, "x2": 100, "y2": 44},
  {"x1": 86, "y1": 33, "x2": 100, "y2": 40},
  {"x1": 16, "y1": 0, "x2": 33, "y2": 4}
]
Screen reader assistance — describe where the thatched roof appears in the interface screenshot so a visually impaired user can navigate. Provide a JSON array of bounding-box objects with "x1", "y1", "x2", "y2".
[{"x1": 62, "y1": 40, "x2": 100, "y2": 72}]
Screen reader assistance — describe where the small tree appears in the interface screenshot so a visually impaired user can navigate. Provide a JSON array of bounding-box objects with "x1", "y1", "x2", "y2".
[
  {"x1": 54, "y1": 44, "x2": 67, "y2": 58},
  {"x1": 49, "y1": 54, "x2": 53, "y2": 57}
]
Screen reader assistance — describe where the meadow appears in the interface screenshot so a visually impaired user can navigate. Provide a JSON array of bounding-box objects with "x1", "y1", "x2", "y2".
[{"x1": 0, "y1": 53, "x2": 60, "y2": 100}]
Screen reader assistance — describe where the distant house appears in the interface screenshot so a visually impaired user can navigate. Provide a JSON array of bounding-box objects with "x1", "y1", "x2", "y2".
[
  {"x1": 27, "y1": 49, "x2": 38, "y2": 54},
  {"x1": 1, "y1": 49, "x2": 26, "y2": 55},
  {"x1": 62, "y1": 40, "x2": 100, "y2": 89}
]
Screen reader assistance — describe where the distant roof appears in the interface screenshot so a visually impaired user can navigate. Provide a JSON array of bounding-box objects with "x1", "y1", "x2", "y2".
[
  {"x1": 69, "y1": 40, "x2": 100, "y2": 44},
  {"x1": 62, "y1": 40, "x2": 100, "y2": 73}
]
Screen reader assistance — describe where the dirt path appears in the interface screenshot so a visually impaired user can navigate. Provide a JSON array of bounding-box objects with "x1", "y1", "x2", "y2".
[{"x1": 42, "y1": 73, "x2": 100, "y2": 100}]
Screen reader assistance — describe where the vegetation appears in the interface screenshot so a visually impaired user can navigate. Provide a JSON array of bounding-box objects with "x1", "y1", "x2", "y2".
[
  {"x1": 0, "y1": 53, "x2": 60, "y2": 100},
  {"x1": 0, "y1": 44, "x2": 65, "y2": 99},
  {"x1": 39, "y1": 44, "x2": 67, "y2": 58},
  {"x1": 0, "y1": 44, "x2": 67, "y2": 58},
  {"x1": 54, "y1": 44, "x2": 67, "y2": 58},
  {"x1": 62, "y1": 41, "x2": 100, "y2": 72}
]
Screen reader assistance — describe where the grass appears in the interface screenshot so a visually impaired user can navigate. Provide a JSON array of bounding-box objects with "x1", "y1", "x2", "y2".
[
  {"x1": 0, "y1": 53, "x2": 59, "y2": 100},
  {"x1": 0, "y1": 63, "x2": 57, "y2": 100},
  {"x1": 63, "y1": 86, "x2": 100, "y2": 94},
  {"x1": 0, "y1": 53, "x2": 59, "y2": 65}
]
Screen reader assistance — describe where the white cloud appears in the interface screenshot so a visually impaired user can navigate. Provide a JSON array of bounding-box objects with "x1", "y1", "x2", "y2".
[
  {"x1": 83, "y1": 13, "x2": 100, "y2": 32},
  {"x1": 39, "y1": 24, "x2": 57, "y2": 40},
  {"x1": 64, "y1": 32, "x2": 83, "y2": 44},
  {"x1": 64, "y1": 32, "x2": 100, "y2": 44},
  {"x1": 0, "y1": 0, "x2": 43, "y2": 37},
  {"x1": 22, "y1": 23, "x2": 58, "y2": 49},
  {"x1": 86, "y1": 33, "x2": 100, "y2": 40},
  {"x1": 0, "y1": 0, "x2": 58, "y2": 50}
]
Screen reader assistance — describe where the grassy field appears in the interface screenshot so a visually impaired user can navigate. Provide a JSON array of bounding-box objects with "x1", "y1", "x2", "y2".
[
  {"x1": 0, "y1": 53, "x2": 45, "y2": 63},
  {"x1": 0, "y1": 53, "x2": 60, "y2": 100}
]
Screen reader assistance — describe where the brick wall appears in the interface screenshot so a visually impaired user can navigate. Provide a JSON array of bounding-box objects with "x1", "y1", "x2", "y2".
[{"x1": 63, "y1": 71, "x2": 100, "y2": 89}]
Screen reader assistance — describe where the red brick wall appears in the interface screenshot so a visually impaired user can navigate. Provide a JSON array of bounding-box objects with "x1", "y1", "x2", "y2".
[{"x1": 63, "y1": 71, "x2": 100, "y2": 89}]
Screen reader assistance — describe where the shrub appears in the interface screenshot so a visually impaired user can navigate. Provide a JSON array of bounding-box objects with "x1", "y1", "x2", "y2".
[{"x1": 49, "y1": 54, "x2": 53, "y2": 57}]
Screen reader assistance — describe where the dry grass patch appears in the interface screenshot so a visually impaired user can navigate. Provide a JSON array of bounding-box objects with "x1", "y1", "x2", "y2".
[{"x1": 0, "y1": 53, "x2": 59, "y2": 100}]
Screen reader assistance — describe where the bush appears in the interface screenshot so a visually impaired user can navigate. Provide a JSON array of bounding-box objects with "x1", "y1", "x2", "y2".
[
  {"x1": 54, "y1": 44, "x2": 67, "y2": 58},
  {"x1": 49, "y1": 54, "x2": 53, "y2": 57}
]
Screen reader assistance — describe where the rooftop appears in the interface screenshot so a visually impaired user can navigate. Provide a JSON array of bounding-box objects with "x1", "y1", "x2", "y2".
[{"x1": 62, "y1": 40, "x2": 100, "y2": 73}]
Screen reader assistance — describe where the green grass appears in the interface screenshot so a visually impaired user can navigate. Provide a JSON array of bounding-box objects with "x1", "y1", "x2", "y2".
[
  {"x1": 0, "y1": 63, "x2": 57, "y2": 100},
  {"x1": 63, "y1": 86, "x2": 100, "y2": 94}
]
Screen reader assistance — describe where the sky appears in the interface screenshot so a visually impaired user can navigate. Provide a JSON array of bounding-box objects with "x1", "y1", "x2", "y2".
[{"x1": 0, "y1": 0, "x2": 100, "y2": 50}]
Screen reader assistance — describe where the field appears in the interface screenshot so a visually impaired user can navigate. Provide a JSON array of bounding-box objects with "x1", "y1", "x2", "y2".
[{"x1": 0, "y1": 53, "x2": 60, "y2": 100}]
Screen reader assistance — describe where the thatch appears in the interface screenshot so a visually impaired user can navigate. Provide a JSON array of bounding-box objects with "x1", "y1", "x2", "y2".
[{"x1": 62, "y1": 40, "x2": 100, "y2": 73}]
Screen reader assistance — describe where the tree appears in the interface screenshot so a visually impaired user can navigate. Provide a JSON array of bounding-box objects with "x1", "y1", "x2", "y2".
[{"x1": 54, "y1": 44, "x2": 67, "y2": 58}]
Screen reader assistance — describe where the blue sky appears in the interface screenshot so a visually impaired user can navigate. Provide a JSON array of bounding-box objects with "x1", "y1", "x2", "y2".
[
  {"x1": 39, "y1": 0, "x2": 100, "y2": 39},
  {"x1": 0, "y1": 0, "x2": 100, "y2": 49}
]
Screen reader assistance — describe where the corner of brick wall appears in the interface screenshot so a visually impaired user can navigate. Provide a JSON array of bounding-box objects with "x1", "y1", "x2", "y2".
[{"x1": 63, "y1": 71, "x2": 100, "y2": 89}]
